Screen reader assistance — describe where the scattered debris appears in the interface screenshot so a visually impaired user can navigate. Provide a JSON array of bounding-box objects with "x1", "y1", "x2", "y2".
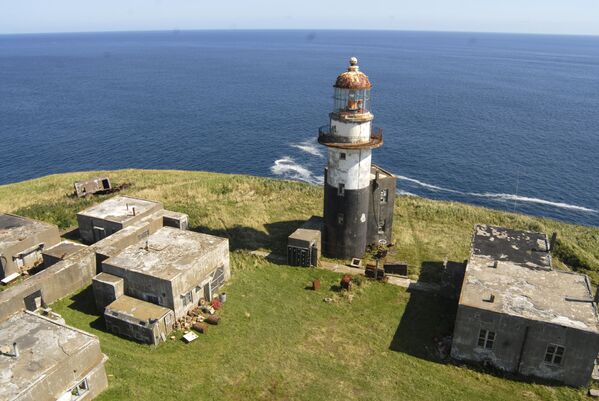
[
  {"x1": 244, "y1": 311, "x2": 251, "y2": 318},
  {"x1": 219, "y1": 292, "x2": 227, "y2": 303},
  {"x1": 212, "y1": 297, "x2": 222, "y2": 310},
  {"x1": 340, "y1": 274, "x2": 352, "y2": 290},
  {"x1": 206, "y1": 315, "x2": 220, "y2": 325},
  {"x1": 182, "y1": 331, "x2": 198, "y2": 343},
  {"x1": 323, "y1": 297, "x2": 334, "y2": 303},
  {"x1": 312, "y1": 279, "x2": 321, "y2": 291},
  {"x1": 192, "y1": 322, "x2": 208, "y2": 334},
  {"x1": 589, "y1": 389, "x2": 599, "y2": 397}
]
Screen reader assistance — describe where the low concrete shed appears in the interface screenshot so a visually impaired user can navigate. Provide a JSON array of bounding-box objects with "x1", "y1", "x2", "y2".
[
  {"x1": 101, "y1": 227, "x2": 230, "y2": 319},
  {"x1": 0, "y1": 311, "x2": 108, "y2": 401},
  {"x1": 451, "y1": 225, "x2": 599, "y2": 387},
  {"x1": 77, "y1": 196, "x2": 163, "y2": 244},
  {"x1": 104, "y1": 295, "x2": 174, "y2": 345},
  {"x1": 287, "y1": 216, "x2": 323, "y2": 267},
  {"x1": 0, "y1": 214, "x2": 60, "y2": 280}
]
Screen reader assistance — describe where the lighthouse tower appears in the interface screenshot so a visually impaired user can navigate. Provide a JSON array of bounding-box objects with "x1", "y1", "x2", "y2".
[{"x1": 318, "y1": 57, "x2": 386, "y2": 259}]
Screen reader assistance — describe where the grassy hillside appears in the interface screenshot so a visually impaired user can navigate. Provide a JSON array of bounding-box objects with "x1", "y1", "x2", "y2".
[
  {"x1": 1, "y1": 169, "x2": 599, "y2": 401},
  {"x1": 1, "y1": 169, "x2": 597, "y2": 281}
]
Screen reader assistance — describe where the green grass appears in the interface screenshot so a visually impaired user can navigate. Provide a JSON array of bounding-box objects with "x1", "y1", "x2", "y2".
[{"x1": 1, "y1": 169, "x2": 598, "y2": 400}]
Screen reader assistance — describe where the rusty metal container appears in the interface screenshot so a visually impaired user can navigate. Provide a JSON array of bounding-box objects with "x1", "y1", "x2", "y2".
[{"x1": 312, "y1": 279, "x2": 321, "y2": 291}]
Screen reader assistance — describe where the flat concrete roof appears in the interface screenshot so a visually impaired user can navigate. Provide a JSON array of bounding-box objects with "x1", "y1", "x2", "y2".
[
  {"x1": 289, "y1": 216, "x2": 322, "y2": 242},
  {"x1": 77, "y1": 196, "x2": 161, "y2": 224},
  {"x1": 43, "y1": 240, "x2": 88, "y2": 259},
  {"x1": 104, "y1": 227, "x2": 227, "y2": 281},
  {"x1": 106, "y1": 295, "x2": 170, "y2": 322},
  {"x1": 0, "y1": 311, "x2": 98, "y2": 400},
  {"x1": 460, "y1": 225, "x2": 599, "y2": 333},
  {"x1": 472, "y1": 224, "x2": 551, "y2": 269},
  {"x1": 0, "y1": 214, "x2": 56, "y2": 253}
]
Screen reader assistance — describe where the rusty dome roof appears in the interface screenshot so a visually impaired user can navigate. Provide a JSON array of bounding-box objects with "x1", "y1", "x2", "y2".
[{"x1": 334, "y1": 57, "x2": 372, "y2": 90}]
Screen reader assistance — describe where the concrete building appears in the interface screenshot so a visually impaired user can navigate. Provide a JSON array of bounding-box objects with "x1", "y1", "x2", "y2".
[
  {"x1": 0, "y1": 214, "x2": 61, "y2": 281},
  {"x1": 451, "y1": 225, "x2": 599, "y2": 387},
  {"x1": 100, "y1": 227, "x2": 229, "y2": 320},
  {"x1": 287, "y1": 216, "x2": 323, "y2": 267},
  {"x1": 318, "y1": 58, "x2": 396, "y2": 259},
  {"x1": 104, "y1": 295, "x2": 174, "y2": 345},
  {"x1": 77, "y1": 196, "x2": 163, "y2": 244},
  {"x1": 0, "y1": 311, "x2": 108, "y2": 401}
]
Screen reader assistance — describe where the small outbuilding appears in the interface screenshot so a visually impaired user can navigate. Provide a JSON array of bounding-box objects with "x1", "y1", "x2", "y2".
[
  {"x1": 287, "y1": 216, "x2": 323, "y2": 267},
  {"x1": 0, "y1": 214, "x2": 61, "y2": 281},
  {"x1": 104, "y1": 295, "x2": 175, "y2": 345},
  {"x1": 73, "y1": 177, "x2": 112, "y2": 198},
  {"x1": 451, "y1": 225, "x2": 599, "y2": 387}
]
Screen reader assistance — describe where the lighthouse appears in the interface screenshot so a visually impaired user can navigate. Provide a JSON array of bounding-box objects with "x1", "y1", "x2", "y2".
[{"x1": 318, "y1": 57, "x2": 396, "y2": 259}]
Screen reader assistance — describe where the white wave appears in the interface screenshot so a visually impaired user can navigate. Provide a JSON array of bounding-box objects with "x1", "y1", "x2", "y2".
[
  {"x1": 395, "y1": 174, "x2": 463, "y2": 194},
  {"x1": 467, "y1": 192, "x2": 597, "y2": 213},
  {"x1": 291, "y1": 140, "x2": 324, "y2": 158},
  {"x1": 397, "y1": 190, "x2": 419, "y2": 197},
  {"x1": 395, "y1": 173, "x2": 596, "y2": 214},
  {"x1": 270, "y1": 157, "x2": 323, "y2": 185}
]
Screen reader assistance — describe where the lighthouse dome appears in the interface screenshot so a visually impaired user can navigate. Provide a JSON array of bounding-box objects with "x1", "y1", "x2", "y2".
[{"x1": 334, "y1": 57, "x2": 372, "y2": 89}]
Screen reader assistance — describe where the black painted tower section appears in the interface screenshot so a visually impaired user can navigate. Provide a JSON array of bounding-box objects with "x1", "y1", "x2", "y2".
[{"x1": 323, "y1": 180, "x2": 370, "y2": 259}]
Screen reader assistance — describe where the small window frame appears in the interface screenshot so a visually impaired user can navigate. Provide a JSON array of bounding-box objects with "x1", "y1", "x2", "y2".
[
  {"x1": 339, "y1": 152, "x2": 346, "y2": 160},
  {"x1": 338, "y1": 183, "x2": 345, "y2": 197},
  {"x1": 477, "y1": 329, "x2": 496, "y2": 350},
  {"x1": 544, "y1": 344, "x2": 565, "y2": 366}
]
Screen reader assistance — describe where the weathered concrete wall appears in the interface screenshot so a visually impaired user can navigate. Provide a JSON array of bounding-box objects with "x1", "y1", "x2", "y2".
[
  {"x1": 0, "y1": 225, "x2": 60, "y2": 279},
  {"x1": 12, "y1": 327, "x2": 108, "y2": 401},
  {"x1": 0, "y1": 248, "x2": 96, "y2": 322},
  {"x1": 162, "y1": 210, "x2": 189, "y2": 230},
  {"x1": 92, "y1": 274, "x2": 124, "y2": 312},
  {"x1": 451, "y1": 304, "x2": 599, "y2": 387},
  {"x1": 102, "y1": 262, "x2": 173, "y2": 310},
  {"x1": 104, "y1": 309, "x2": 174, "y2": 345},
  {"x1": 171, "y1": 239, "x2": 230, "y2": 318}
]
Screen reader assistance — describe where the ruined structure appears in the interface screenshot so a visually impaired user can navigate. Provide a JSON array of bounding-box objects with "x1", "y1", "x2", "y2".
[
  {"x1": 0, "y1": 214, "x2": 60, "y2": 282},
  {"x1": 0, "y1": 311, "x2": 108, "y2": 401},
  {"x1": 74, "y1": 177, "x2": 112, "y2": 198},
  {"x1": 451, "y1": 225, "x2": 599, "y2": 387},
  {"x1": 317, "y1": 57, "x2": 396, "y2": 259}
]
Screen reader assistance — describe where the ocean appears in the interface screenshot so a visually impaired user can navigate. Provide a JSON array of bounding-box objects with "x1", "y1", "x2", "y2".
[{"x1": 0, "y1": 30, "x2": 597, "y2": 226}]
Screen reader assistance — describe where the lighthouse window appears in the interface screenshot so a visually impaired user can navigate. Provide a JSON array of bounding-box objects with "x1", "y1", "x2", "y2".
[
  {"x1": 339, "y1": 153, "x2": 346, "y2": 160},
  {"x1": 338, "y1": 183, "x2": 345, "y2": 196},
  {"x1": 337, "y1": 213, "x2": 344, "y2": 225},
  {"x1": 380, "y1": 189, "x2": 389, "y2": 204}
]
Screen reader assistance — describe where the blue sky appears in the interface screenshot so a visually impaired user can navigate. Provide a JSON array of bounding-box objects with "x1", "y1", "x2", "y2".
[{"x1": 0, "y1": 0, "x2": 598, "y2": 35}]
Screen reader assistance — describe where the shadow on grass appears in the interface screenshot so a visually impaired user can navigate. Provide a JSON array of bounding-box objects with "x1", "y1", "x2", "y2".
[
  {"x1": 389, "y1": 290, "x2": 458, "y2": 362},
  {"x1": 191, "y1": 220, "x2": 306, "y2": 256},
  {"x1": 66, "y1": 286, "x2": 106, "y2": 331}
]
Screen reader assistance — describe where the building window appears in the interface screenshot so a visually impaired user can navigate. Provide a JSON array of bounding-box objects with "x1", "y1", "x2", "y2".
[
  {"x1": 182, "y1": 291, "x2": 193, "y2": 306},
  {"x1": 340, "y1": 152, "x2": 346, "y2": 160},
  {"x1": 338, "y1": 183, "x2": 345, "y2": 196},
  {"x1": 477, "y1": 329, "x2": 495, "y2": 349},
  {"x1": 380, "y1": 189, "x2": 389, "y2": 204},
  {"x1": 545, "y1": 344, "x2": 565, "y2": 365},
  {"x1": 337, "y1": 213, "x2": 344, "y2": 225},
  {"x1": 70, "y1": 378, "x2": 89, "y2": 399}
]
